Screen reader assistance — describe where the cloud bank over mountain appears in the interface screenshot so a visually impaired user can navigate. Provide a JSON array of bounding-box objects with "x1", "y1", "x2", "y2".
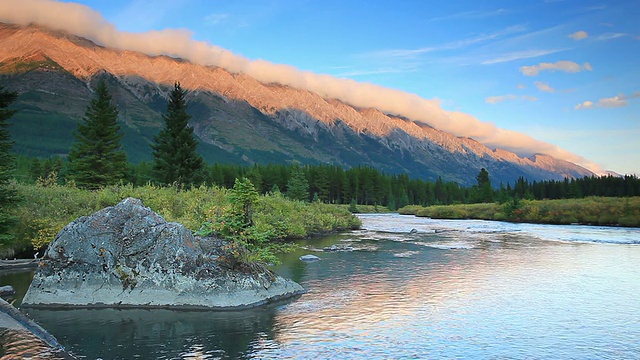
[{"x1": 0, "y1": 0, "x2": 600, "y2": 172}]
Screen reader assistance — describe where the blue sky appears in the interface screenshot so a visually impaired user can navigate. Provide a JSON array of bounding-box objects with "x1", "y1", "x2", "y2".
[{"x1": 27, "y1": 1, "x2": 640, "y2": 174}]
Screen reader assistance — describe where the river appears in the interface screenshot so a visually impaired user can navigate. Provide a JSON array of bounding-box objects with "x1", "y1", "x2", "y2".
[{"x1": 2, "y1": 214, "x2": 639, "y2": 359}]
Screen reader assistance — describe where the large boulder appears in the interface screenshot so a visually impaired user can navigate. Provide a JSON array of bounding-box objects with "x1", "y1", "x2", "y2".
[{"x1": 22, "y1": 198, "x2": 304, "y2": 309}]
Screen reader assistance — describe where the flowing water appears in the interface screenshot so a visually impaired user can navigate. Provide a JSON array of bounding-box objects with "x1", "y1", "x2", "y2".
[{"x1": 2, "y1": 214, "x2": 639, "y2": 359}]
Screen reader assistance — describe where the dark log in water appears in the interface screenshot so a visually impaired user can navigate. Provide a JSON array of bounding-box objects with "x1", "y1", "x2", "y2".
[
  {"x1": 0, "y1": 298, "x2": 75, "y2": 359},
  {"x1": 0, "y1": 259, "x2": 38, "y2": 270}
]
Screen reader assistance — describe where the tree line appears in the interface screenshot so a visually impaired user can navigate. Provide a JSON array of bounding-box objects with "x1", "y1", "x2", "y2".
[
  {"x1": 16, "y1": 153, "x2": 640, "y2": 208},
  {"x1": 496, "y1": 175, "x2": 640, "y2": 201}
]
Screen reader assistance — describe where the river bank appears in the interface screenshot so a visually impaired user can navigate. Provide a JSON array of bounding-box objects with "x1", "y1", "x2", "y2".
[{"x1": 399, "y1": 196, "x2": 640, "y2": 227}]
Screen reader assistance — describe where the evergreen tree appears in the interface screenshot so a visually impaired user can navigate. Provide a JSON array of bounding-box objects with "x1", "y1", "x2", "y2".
[
  {"x1": 0, "y1": 86, "x2": 18, "y2": 244},
  {"x1": 151, "y1": 82, "x2": 204, "y2": 186},
  {"x1": 67, "y1": 79, "x2": 127, "y2": 189},
  {"x1": 245, "y1": 166, "x2": 263, "y2": 192},
  {"x1": 474, "y1": 168, "x2": 494, "y2": 203},
  {"x1": 348, "y1": 198, "x2": 358, "y2": 213},
  {"x1": 286, "y1": 162, "x2": 309, "y2": 201}
]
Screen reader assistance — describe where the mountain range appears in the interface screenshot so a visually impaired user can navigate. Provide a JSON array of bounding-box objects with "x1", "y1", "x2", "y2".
[{"x1": 0, "y1": 23, "x2": 594, "y2": 186}]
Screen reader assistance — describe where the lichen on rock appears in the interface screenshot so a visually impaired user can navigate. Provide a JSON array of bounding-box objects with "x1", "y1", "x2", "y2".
[{"x1": 22, "y1": 197, "x2": 304, "y2": 309}]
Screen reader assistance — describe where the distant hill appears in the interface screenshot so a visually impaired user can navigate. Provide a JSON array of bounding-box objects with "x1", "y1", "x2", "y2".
[{"x1": 0, "y1": 23, "x2": 594, "y2": 186}]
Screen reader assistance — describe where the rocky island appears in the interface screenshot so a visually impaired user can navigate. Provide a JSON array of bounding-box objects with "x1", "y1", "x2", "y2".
[{"x1": 22, "y1": 198, "x2": 304, "y2": 309}]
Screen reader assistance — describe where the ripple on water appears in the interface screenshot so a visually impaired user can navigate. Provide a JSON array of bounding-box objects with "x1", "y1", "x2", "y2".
[{"x1": 0, "y1": 329, "x2": 70, "y2": 359}]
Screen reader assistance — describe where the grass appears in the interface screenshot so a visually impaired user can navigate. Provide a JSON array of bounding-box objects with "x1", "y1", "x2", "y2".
[
  {"x1": 338, "y1": 203, "x2": 393, "y2": 214},
  {"x1": 398, "y1": 197, "x2": 640, "y2": 227},
  {"x1": 2, "y1": 181, "x2": 361, "y2": 258}
]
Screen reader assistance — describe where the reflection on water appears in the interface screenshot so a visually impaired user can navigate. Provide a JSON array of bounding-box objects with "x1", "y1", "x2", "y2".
[
  {"x1": 0, "y1": 329, "x2": 71, "y2": 359},
  {"x1": 2, "y1": 214, "x2": 640, "y2": 359},
  {"x1": 0, "y1": 270, "x2": 34, "y2": 307},
  {"x1": 25, "y1": 306, "x2": 280, "y2": 359}
]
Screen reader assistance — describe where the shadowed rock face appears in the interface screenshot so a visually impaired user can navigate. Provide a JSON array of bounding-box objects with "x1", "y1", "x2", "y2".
[{"x1": 22, "y1": 198, "x2": 304, "y2": 309}]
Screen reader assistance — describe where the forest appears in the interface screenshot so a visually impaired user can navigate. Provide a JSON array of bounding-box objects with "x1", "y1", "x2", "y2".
[{"x1": 15, "y1": 155, "x2": 640, "y2": 210}]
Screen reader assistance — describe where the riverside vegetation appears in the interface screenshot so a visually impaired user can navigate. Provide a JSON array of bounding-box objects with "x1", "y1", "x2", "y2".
[
  {"x1": 3, "y1": 178, "x2": 360, "y2": 261},
  {"x1": 398, "y1": 197, "x2": 640, "y2": 227}
]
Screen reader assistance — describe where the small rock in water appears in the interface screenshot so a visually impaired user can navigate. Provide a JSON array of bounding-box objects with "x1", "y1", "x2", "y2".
[
  {"x1": 393, "y1": 251, "x2": 420, "y2": 258},
  {"x1": 0, "y1": 285, "x2": 15, "y2": 297},
  {"x1": 323, "y1": 244, "x2": 354, "y2": 252},
  {"x1": 299, "y1": 254, "x2": 320, "y2": 262}
]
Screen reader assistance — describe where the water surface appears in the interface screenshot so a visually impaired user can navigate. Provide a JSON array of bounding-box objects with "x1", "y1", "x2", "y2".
[{"x1": 3, "y1": 214, "x2": 639, "y2": 359}]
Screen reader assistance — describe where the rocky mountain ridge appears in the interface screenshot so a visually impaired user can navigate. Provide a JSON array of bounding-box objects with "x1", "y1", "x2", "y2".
[{"x1": 0, "y1": 23, "x2": 593, "y2": 185}]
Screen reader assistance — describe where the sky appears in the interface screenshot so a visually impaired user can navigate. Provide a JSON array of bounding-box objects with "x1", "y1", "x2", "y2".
[{"x1": 2, "y1": 0, "x2": 639, "y2": 175}]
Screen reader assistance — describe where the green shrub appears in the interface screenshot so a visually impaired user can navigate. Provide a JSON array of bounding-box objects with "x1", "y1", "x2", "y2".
[
  {"x1": 4, "y1": 181, "x2": 361, "y2": 260},
  {"x1": 618, "y1": 216, "x2": 640, "y2": 227},
  {"x1": 403, "y1": 196, "x2": 640, "y2": 228},
  {"x1": 398, "y1": 205, "x2": 423, "y2": 215}
]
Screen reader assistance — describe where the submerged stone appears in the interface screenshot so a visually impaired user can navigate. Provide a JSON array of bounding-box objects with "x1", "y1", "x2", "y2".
[
  {"x1": 22, "y1": 198, "x2": 304, "y2": 309},
  {"x1": 299, "y1": 254, "x2": 321, "y2": 262}
]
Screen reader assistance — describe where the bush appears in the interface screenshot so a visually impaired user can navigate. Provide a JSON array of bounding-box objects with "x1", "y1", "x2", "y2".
[
  {"x1": 397, "y1": 205, "x2": 424, "y2": 215},
  {"x1": 4, "y1": 181, "x2": 361, "y2": 260},
  {"x1": 619, "y1": 216, "x2": 640, "y2": 227}
]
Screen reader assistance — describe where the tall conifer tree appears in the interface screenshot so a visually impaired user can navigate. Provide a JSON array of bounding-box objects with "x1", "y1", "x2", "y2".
[
  {"x1": 0, "y1": 86, "x2": 18, "y2": 244},
  {"x1": 151, "y1": 82, "x2": 204, "y2": 186},
  {"x1": 474, "y1": 168, "x2": 494, "y2": 203},
  {"x1": 67, "y1": 79, "x2": 127, "y2": 189},
  {"x1": 286, "y1": 162, "x2": 309, "y2": 202}
]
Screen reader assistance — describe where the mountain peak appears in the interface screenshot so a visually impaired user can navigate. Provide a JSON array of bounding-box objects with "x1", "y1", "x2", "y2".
[{"x1": 0, "y1": 22, "x2": 594, "y2": 184}]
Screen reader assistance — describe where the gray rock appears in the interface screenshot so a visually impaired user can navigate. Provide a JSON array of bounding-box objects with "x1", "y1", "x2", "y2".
[
  {"x1": 299, "y1": 254, "x2": 320, "y2": 262},
  {"x1": 23, "y1": 198, "x2": 304, "y2": 309},
  {"x1": 0, "y1": 285, "x2": 15, "y2": 297},
  {"x1": 323, "y1": 244, "x2": 354, "y2": 252}
]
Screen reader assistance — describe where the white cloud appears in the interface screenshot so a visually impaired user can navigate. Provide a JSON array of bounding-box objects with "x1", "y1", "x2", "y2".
[
  {"x1": 486, "y1": 95, "x2": 517, "y2": 104},
  {"x1": 598, "y1": 95, "x2": 628, "y2": 108},
  {"x1": 597, "y1": 32, "x2": 627, "y2": 41},
  {"x1": 575, "y1": 92, "x2": 640, "y2": 109},
  {"x1": 517, "y1": 84, "x2": 526, "y2": 89},
  {"x1": 0, "y1": 0, "x2": 598, "y2": 172},
  {"x1": 481, "y1": 49, "x2": 564, "y2": 65},
  {"x1": 575, "y1": 101, "x2": 593, "y2": 110},
  {"x1": 569, "y1": 31, "x2": 588, "y2": 40},
  {"x1": 520, "y1": 61, "x2": 593, "y2": 76},
  {"x1": 534, "y1": 81, "x2": 555, "y2": 93},
  {"x1": 204, "y1": 13, "x2": 230, "y2": 26},
  {"x1": 367, "y1": 25, "x2": 527, "y2": 61},
  {"x1": 486, "y1": 94, "x2": 538, "y2": 104}
]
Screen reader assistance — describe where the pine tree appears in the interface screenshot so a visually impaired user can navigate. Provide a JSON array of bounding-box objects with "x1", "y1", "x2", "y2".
[
  {"x1": 151, "y1": 82, "x2": 204, "y2": 186},
  {"x1": 474, "y1": 168, "x2": 494, "y2": 203},
  {"x1": 286, "y1": 162, "x2": 309, "y2": 202},
  {"x1": 67, "y1": 79, "x2": 127, "y2": 189},
  {"x1": 0, "y1": 86, "x2": 18, "y2": 244}
]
